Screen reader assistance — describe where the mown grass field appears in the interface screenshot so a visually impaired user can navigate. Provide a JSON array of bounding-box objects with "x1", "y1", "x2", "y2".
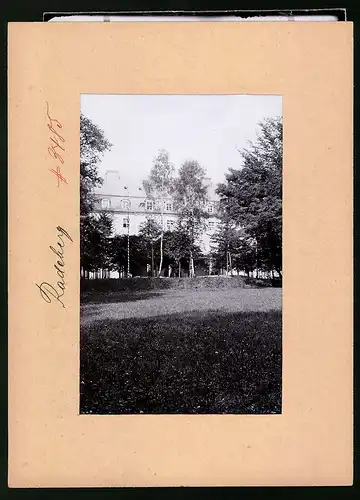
[{"x1": 80, "y1": 287, "x2": 282, "y2": 414}]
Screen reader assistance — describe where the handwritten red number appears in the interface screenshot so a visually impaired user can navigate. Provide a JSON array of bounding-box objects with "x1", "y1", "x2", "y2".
[{"x1": 46, "y1": 101, "x2": 66, "y2": 187}]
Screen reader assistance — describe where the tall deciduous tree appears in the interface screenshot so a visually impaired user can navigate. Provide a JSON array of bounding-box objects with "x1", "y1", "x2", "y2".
[
  {"x1": 217, "y1": 117, "x2": 282, "y2": 277},
  {"x1": 142, "y1": 150, "x2": 175, "y2": 277},
  {"x1": 173, "y1": 160, "x2": 209, "y2": 277},
  {"x1": 211, "y1": 223, "x2": 257, "y2": 276},
  {"x1": 163, "y1": 225, "x2": 201, "y2": 277},
  {"x1": 109, "y1": 234, "x2": 145, "y2": 277},
  {"x1": 210, "y1": 214, "x2": 237, "y2": 275},
  {"x1": 138, "y1": 217, "x2": 162, "y2": 276},
  {"x1": 80, "y1": 212, "x2": 114, "y2": 276},
  {"x1": 80, "y1": 114, "x2": 113, "y2": 276},
  {"x1": 109, "y1": 235, "x2": 128, "y2": 276}
]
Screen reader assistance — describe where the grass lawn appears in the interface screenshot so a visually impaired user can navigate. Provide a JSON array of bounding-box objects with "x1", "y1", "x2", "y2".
[{"x1": 80, "y1": 288, "x2": 282, "y2": 414}]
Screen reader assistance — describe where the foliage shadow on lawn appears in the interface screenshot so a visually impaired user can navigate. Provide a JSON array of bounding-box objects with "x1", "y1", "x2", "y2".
[{"x1": 80, "y1": 309, "x2": 282, "y2": 415}]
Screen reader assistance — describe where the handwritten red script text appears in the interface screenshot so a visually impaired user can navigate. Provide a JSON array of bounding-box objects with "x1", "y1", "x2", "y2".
[{"x1": 46, "y1": 101, "x2": 67, "y2": 187}]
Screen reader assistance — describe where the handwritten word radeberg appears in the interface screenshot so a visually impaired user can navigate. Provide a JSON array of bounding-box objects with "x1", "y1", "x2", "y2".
[
  {"x1": 36, "y1": 227, "x2": 73, "y2": 308},
  {"x1": 46, "y1": 101, "x2": 67, "y2": 187}
]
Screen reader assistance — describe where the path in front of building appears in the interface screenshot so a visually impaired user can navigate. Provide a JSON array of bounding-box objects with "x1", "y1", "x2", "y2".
[{"x1": 81, "y1": 288, "x2": 282, "y2": 327}]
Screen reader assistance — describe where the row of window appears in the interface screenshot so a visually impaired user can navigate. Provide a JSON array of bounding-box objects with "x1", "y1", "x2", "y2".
[
  {"x1": 122, "y1": 218, "x2": 176, "y2": 230},
  {"x1": 101, "y1": 198, "x2": 215, "y2": 213},
  {"x1": 121, "y1": 219, "x2": 217, "y2": 231},
  {"x1": 101, "y1": 198, "x2": 174, "y2": 212}
]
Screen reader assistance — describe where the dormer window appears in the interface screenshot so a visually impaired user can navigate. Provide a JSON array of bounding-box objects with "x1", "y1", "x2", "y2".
[
  {"x1": 101, "y1": 198, "x2": 110, "y2": 209},
  {"x1": 166, "y1": 202, "x2": 172, "y2": 212}
]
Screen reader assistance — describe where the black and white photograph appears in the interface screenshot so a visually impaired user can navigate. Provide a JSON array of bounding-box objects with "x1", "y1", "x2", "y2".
[{"x1": 80, "y1": 94, "x2": 282, "y2": 415}]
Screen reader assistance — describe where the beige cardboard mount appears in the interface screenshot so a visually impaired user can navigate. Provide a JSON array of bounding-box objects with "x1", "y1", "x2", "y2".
[{"x1": 8, "y1": 22, "x2": 353, "y2": 487}]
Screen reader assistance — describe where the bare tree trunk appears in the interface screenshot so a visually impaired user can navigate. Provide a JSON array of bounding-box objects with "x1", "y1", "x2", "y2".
[
  {"x1": 189, "y1": 218, "x2": 195, "y2": 278},
  {"x1": 225, "y1": 242, "x2": 229, "y2": 275},
  {"x1": 189, "y1": 250, "x2": 195, "y2": 278},
  {"x1": 255, "y1": 238, "x2": 259, "y2": 279},
  {"x1": 158, "y1": 232, "x2": 163, "y2": 277},
  {"x1": 158, "y1": 191, "x2": 164, "y2": 277},
  {"x1": 178, "y1": 260, "x2": 181, "y2": 277},
  {"x1": 228, "y1": 252, "x2": 233, "y2": 276},
  {"x1": 151, "y1": 242, "x2": 155, "y2": 277}
]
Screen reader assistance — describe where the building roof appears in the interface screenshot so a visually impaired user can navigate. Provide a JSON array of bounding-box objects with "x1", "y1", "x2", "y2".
[
  {"x1": 95, "y1": 171, "x2": 144, "y2": 197},
  {"x1": 95, "y1": 170, "x2": 219, "y2": 201}
]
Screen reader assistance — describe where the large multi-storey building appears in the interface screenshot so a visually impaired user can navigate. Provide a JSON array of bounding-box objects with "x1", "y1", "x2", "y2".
[{"x1": 93, "y1": 170, "x2": 220, "y2": 255}]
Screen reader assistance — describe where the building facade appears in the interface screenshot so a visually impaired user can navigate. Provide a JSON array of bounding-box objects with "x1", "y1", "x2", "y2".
[{"x1": 93, "y1": 170, "x2": 220, "y2": 255}]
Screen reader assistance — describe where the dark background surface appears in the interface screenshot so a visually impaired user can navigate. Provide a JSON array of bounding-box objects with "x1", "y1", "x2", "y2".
[{"x1": 42, "y1": 9, "x2": 347, "y2": 22}]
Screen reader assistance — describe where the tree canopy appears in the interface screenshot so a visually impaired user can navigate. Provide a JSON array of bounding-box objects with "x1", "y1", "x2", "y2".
[
  {"x1": 142, "y1": 149, "x2": 175, "y2": 276},
  {"x1": 142, "y1": 149, "x2": 175, "y2": 200},
  {"x1": 172, "y1": 160, "x2": 209, "y2": 277},
  {"x1": 80, "y1": 212, "x2": 114, "y2": 274},
  {"x1": 216, "y1": 117, "x2": 282, "y2": 276},
  {"x1": 80, "y1": 113, "x2": 112, "y2": 216},
  {"x1": 80, "y1": 114, "x2": 113, "y2": 275}
]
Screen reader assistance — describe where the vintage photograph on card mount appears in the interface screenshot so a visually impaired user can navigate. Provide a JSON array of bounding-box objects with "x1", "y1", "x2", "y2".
[{"x1": 80, "y1": 94, "x2": 282, "y2": 415}]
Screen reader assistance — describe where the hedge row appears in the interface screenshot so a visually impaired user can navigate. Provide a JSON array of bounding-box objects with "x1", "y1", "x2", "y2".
[{"x1": 80, "y1": 276, "x2": 281, "y2": 294}]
